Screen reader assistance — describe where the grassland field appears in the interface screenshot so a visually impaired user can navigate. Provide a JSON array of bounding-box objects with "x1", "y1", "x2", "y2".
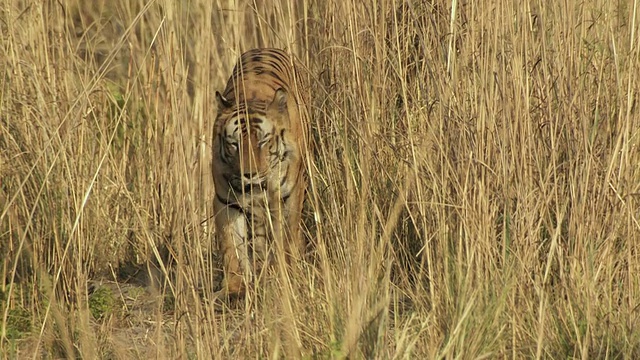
[{"x1": 1, "y1": 0, "x2": 640, "y2": 358}]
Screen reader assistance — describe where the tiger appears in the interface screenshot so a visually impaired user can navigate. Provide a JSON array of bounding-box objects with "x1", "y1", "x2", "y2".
[{"x1": 212, "y1": 48, "x2": 309, "y2": 297}]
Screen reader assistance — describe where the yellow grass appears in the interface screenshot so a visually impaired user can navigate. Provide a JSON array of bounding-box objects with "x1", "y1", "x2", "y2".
[{"x1": 1, "y1": 0, "x2": 640, "y2": 358}]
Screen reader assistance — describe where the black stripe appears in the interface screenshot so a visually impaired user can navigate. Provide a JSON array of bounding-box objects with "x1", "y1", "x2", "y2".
[
  {"x1": 260, "y1": 70, "x2": 286, "y2": 85},
  {"x1": 216, "y1": 193, "x2": 243, "y2": 212},
  {"x1": 219, "y1": 135, "x2": 232, "y2": 165},
  {"x1": 229, "y1": 179, "x2": 243, "y2": 194},
  {"x1": 229, "y1": 107, "x2": 266, "y2": 118}
]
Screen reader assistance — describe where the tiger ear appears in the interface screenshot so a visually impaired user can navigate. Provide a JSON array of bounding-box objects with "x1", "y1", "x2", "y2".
[
  {"x1": 216, "y1": 91, "x2": 232, "y2": 109},
  {"x1": 267, "y1": 88, "x2": 289, "y2": 114}
]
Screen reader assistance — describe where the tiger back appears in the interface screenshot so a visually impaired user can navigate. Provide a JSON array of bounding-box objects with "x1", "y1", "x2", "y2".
[{"x1": 212, "y1": 48, "x2": 309, "y2": 297}]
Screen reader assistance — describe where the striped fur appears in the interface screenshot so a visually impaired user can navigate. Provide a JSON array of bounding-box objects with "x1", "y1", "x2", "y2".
[{"x1": 212, "y1": 48, "x2": 309, "y2": 296}]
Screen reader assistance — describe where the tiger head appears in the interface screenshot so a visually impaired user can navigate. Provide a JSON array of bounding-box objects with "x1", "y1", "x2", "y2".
[{"x1": 214, "y1": 88, "x2": 291, "y2": 194}]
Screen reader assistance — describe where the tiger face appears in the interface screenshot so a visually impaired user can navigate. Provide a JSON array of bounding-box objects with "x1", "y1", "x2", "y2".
[
  {"x1": 212, "y1": 48, "x2": 308, "y2": 298},
  {"x1": 214, "y1": 89, "x2": 291, "y2": 197}
]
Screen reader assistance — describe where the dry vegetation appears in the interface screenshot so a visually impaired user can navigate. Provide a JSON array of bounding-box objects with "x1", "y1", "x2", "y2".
[{"x1": 1, "y1": 0, "x2": 640, "y2": 358}]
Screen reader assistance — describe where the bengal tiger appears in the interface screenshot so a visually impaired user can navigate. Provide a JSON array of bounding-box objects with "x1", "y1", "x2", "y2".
[{"x1": 212, "y1": 48, "x2": 309, "y2": 297}]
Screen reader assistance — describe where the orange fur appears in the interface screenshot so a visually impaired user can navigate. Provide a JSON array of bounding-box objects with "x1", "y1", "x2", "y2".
[{"x1": 212, "y1": 48, "x2": 309, "y2": 297}]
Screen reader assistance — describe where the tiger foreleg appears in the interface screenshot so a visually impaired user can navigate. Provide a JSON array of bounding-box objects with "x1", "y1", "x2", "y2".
[{"x1": 216, "y1": 206, "x2": 251, "y2": 296}]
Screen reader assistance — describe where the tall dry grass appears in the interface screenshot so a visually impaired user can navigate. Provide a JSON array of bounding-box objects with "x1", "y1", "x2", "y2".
[{"x1": 1, "y1": 0, "x2": 639, "y2": 358}]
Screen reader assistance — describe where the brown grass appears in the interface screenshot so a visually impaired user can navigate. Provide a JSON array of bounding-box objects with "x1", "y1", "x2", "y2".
[{"x1": 1, "y1": 0, "x2": 640, "y2": 358}]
